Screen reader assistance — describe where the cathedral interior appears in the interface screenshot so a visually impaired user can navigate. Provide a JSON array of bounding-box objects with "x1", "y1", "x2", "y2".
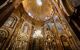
[{"x1": 0, "y1": 0, "x2": 80, "y2": 50}]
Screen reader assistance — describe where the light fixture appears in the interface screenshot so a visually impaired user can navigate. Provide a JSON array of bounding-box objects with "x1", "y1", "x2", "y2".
[{"x1": 36, "y1": 0, "x2": 42, "y2": 6}]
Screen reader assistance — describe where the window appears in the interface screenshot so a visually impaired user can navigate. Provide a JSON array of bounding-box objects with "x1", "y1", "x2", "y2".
[
  {"x1": 32, "y1": 29, "x2": 43, "y2": 38},
  {"x1": 3, "y1": 16, "x2": 17, "y2": 28},
  {"x1": 22, "y1": 24, "x2": 28, "y2": 33},
  {"x1": 20, "y1": 22, "x2": 29, "y2": 34}
]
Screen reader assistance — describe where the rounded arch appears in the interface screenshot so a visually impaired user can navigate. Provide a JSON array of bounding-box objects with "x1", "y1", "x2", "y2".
[
  {"x1": 20, "y1": 21, "x2": 29, "y2": 33},
  {"x1": 61, "y1": 0, "x2": 74, "y2": 15},
  {"x1": 0, "y1": 0, "x2": 10, "y2": 9},
  {"x1": 10, "y1": 15, "x2": 18, "y2": 28},
  {"x1": 3, "y1": 15, "x2": 18, "y2": 28},
  {"x1": 59, "y1": 0, "x2": 69, "y2": 16}
]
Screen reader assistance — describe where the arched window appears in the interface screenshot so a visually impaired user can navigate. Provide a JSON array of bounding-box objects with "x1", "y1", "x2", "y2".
[
  {"x1": 21, "y1": 22, "x2": 29, "y2": 34},
  {"x1": 22, "y1": 24, "x2": 28, "y2": 33},
  {"x1": 32, "y1": 29, "x2": 43, "y2": 38},
  {"x1": 3, "y1": 16, "x2": 17, "y2": 28}
]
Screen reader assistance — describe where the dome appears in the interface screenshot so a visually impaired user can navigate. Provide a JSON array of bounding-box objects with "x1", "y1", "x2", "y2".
[{"x1": 22, "y1": 0, "x2": 53, "y2": 21}]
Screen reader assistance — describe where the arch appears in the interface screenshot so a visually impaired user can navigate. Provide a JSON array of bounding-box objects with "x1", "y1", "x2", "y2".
[
  {"x1": 59, "y1": 0, "x2": 69, "y2": 16},
  {"x1": 61, "y1": 0, "x2": 74, "y2": 15},
  {"x1": 0, "y1": 0, "x2": 10, "y2": 9},
  {"x1": 20, "y1": 21, "x2": 29, "y2": 34},
  {"x1": 3, "y1": 15, "x2": 18, "y2": 28}
]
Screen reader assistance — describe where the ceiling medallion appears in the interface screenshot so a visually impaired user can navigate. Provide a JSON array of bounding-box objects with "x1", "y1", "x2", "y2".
[{"x1": 22, "y1": 0, "x2": 53, "y2": 21}]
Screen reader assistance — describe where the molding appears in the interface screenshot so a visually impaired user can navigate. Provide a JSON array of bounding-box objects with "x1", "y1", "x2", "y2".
[{"x1": 0, "y1": 0, "x2": 10, "y2": 9}]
